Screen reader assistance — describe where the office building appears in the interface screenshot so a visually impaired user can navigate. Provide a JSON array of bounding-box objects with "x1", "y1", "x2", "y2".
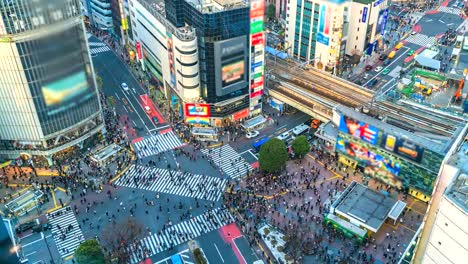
[
  {"x1": 87, "y1": 0, "x2": 114, "y2": 31},
  {"x1": 285, "y1": 0, "x2": 388, "y2": 74},
  {"x1": 0, "y1": 0, "x2": 105, "y2": 164},
  {"x1": 129, "y1": 0, "x2": 264, "y2": 127},
  {"x1": 409, "y1": 125, "x2": 468, "y2": 264}
]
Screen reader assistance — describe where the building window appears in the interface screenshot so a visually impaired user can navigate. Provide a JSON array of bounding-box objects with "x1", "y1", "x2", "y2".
[
  {"x1": 356, "y1": 36, "x2": 358, "y2": 40},
  {"x1": 357, "y1": 27, "x2": 359, "y2": 32}
]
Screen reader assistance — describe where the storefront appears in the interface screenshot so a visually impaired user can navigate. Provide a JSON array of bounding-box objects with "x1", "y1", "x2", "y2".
[
  {"x1": 268, "y1": 97, "x2": 284, "y2": 112},
  {"x1": 192, "y1": 127, "x2": 219, "y2": 142},
  {"x1": 241, "y1": 115, "x2": 267, "y2": 132},
  {"x1": 232, "y1": 108, "x2": 249, "y2": 123}
]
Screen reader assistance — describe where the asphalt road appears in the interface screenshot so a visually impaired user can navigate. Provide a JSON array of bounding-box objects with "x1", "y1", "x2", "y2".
[{"x1": 89, "y1": 35, "x2": 163, "y2": 137}]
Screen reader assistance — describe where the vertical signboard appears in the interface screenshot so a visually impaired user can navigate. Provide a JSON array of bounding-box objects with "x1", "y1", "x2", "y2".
[
  {"x1": 362, "y1": 7, "x2": 368, "y2": 23},
  {"x1": 166, "y1": 32, "x2": 176, "y2": 90},
  {"x1": 136, "y1": 42, "x2": 142, "y2": 60},
  {"x1": 317, "y1": 5, "x2": 331, "y2": 46},
  {"x1": 249, "y1": 0, "x2": 265, "y2": 114}
]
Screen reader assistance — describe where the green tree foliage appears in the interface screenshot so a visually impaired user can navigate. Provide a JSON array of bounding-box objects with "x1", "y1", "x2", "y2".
[
  {"x1": 193, "y1": 248, "x2": 207, "y2": 264},
  {"x1": 259, "y1": 138, "x2": 288, "y2": 173},
  {"x1": 96, "y1": 75, "x2": 104, "y2": 91},
  {"x1": 75, "y1": 239, "x2": 106, "y2": 264},
  {"x1": 267, "y1": 4, "x2": 276, "y2": 19},
  {"x1": 291, "y1": 135, "x2": 310, "y2": 158}
]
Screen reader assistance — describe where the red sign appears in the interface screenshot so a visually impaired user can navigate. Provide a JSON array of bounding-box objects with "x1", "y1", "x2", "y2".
[
  {"x1": 250, "y1": 89, "x2": 263, "y2": 98},
  {"x1": 136, "y1": 42, "x2": 142, "y2": 60},
  {"x1": 251, "y1": 33, "x2": 264, "y2": 46},
  {"x1": 250, "y1": 0, "x2": 264, "y2": 19},
  {"x1": 251, "y1": 80, "x2": 264, "y2": 89},
  {"x1": 232, "y1": 108, "x2": 249, "y2": 121},
  {"x1": 184, "y1": 103, "x2": 210, "y2": 117}
]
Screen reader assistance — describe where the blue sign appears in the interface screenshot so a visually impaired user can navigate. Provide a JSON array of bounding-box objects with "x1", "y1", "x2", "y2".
[
  {"x1": 362, "y1": 7, "x2": 368, "y2": 23},
  {"x1": 251, "y1": 61, "x2": 263, "y2": 70},
  {"x1": 381, "y1": 9, "x2": 388, "y2": 36},
  {"x1": 317, "y1": 32, "x2": 330, "y2": 46},
  {"x1": 373, "y1": 0, "x2": 386, "y2": 7}
]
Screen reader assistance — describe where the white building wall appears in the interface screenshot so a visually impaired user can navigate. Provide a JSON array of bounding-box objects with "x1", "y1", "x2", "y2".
[
  {"x1": 172, "y1": 36, "x2": 200, "y2": 101},
  {"x1": 422, "y1": 193, "x2": 468, "y2": 264},
  {"x1": 0, "y1": 42, "x2": 43, "y2": 141}
]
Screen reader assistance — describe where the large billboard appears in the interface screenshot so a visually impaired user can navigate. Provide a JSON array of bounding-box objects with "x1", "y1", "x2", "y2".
[
  {"x1": 337, "y1": 136, "x2": 402, "y2": 189},
  {"x1": 214, "y1": 36, "x2": 249, "y2": 96},
  {"x1": 381, "y1": 134, "x2": 424, "y2": 163},
  {"x1": 184, "y1": 103, "x2": 210, "y2": 117},
  {"x1": 338, "y1": 115, "x2": 379, "y2": 145},
  {"x1": 376, "y1": 9, "x2": 389, "y2": 36},
  {"x1": 317, "y1": 5, "x2": 331, "y2": 46}
]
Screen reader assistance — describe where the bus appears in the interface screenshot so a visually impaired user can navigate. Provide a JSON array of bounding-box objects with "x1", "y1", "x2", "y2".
[
  {"x1": 252, "y1": 136, "x2": 270, "y2": 152},
  {"x1": 463, "y1": 37, "x2": 468, "y2": 51},
  {"x1": 291, "y1": 124, "x2": 310, "y2": 139}
]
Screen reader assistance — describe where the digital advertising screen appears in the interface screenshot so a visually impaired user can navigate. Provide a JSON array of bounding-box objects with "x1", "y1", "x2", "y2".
[
  {"x1": 41, "y1": 71, "x2": 89, "y2": 108},
  {"x1": 376, "y1": 9, "x2": 389, "y2": 36},
  {"x1": 381, "y1": 134, "x2": 424, "y2": 163},
  {"x1": 185, "y1": 103, "x2": 210, "y2": 117},
  {"x1": 337, "y1": 136, "x2": 402, "y2": 189},
  {"x1": 214, "y1": 36, "x2": 249, "y2": 96},
  {"x1": 338, "y1": 115, "x2": 379, "y2": 145}
]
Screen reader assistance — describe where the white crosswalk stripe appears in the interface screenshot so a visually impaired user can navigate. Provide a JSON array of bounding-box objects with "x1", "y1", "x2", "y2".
[
  {"x1": 88, "y1": 41, "x2": 106, "y2": 47},
  {"x1": 404, "y1": 33, "x2": 437, "y2": 47},
  {"x1": 129, "y1": 207, "x2": 235, "y2": 263},
  {"x1": 438, "y1": 6, "x2": 461, "y2": 15},
  {"x1": 201, "y1": 144, "x2": 253, "y2": 179},
  {"x1": 47, "y1": 206, "x2": 84, "y2": 259},
  {"x1": 89, "y1": 46, "x2": 111, "y2": 55},
  {"x1": 133, "y1": 131, "x2": 185, "y2": 158},
  {"x1": 115, "y1": 165, "x2": 227, "y2": 201}
]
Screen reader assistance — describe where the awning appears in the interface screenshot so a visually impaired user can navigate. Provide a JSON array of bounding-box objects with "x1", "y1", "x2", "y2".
[
  {"x1": 414, "y1": 55, "x2": 440, "y2": 71},
  {"x1": 242, "y1": 115, "x2": 267, "y2": 129},
  {"x1": 388, "y1": 200, "x2": 407, "y2": 222}
]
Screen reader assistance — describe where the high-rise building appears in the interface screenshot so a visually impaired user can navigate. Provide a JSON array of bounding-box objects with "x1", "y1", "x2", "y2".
[
  {"x1": 0, "y1": 0, "x2": 104, "y2": 164},
  {"x1": 87, "y1": 0, "x2": 114, "y2": 31},
  {"x1": 129, "y1": 0, "x2": 263, "y2": 127},
  {"x1": 285, "y1": 0, "x2": 388, "y2": 74}
]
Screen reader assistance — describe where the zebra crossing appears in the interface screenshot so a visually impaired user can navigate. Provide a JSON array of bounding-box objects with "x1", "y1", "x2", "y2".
[
  {"x1": 115, "y1": 165, "x2": 227, "y2": 201},
  {"x1": 438, "y1": 6, "x2": 461, "y2": 15},
  {"x1": 89, "y1": 46, "x2": 111, "y2": 55},
  {"x1": 201, "y1": 144, "x2": 253, "y2": 179},
  {"x1": 133, "y1": 131, "x2": 185, "y2": 158},
  {"x1": 46, "y1": 206, "x2": 84, "y2": 259},
  {"x1": 129, "y1": 207, "x2": 235, "y2": 263},
  {"x1": 404, "y1": 33, "x2": 437, "y2": 47}
]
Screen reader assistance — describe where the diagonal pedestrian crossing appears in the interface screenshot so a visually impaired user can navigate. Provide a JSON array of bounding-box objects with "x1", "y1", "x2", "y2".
[
  {"x1": 129, "y1": 207, "x2": 235, "y2": 263},
  {"x1": 133, "y1": 131, "x2": 185, "y2": 158},
  {"x1": 201, "y1": 144, "x2": 253, "y2": 179},
  {"x1": 47, "y1": 206, "x2": 84, "y2": 259},
  {"x1": 115, "y1": 165, "x2": 227, "y2": 201}
]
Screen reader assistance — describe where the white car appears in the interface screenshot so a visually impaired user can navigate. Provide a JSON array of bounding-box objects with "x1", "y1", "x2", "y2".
[
  {"x1": 121, "y1": 82, "x2": 129, "y2": 91},
  {"x1": 277, "y1": 132, "x2": 290, "y2": 141},
  {"x1": 246, "y1": 130, "x2": 260, "y2": 139},
  {"x1": 374, "y1": 66, "x2": 383, "y2": 72},
  {"x1": 363, "y1": 73, "x2": 370, "y2": 80}
]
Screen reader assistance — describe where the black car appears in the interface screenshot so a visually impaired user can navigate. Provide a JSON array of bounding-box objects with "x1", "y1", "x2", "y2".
[
  {"x1": 152, "y1": 116, "x2": 159, "y2": 125},
  {"x1": 379, "y1": 54, "x2": 387, "y2": 60},
  {"x1": 15, "y1": 221, "x2": 37, "y2": 234},
  {"x1": 368, "y1": 78, "x2": 379, "y2": 88}
]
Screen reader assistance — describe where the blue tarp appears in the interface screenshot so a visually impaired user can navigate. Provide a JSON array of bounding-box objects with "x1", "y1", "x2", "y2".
[{"x1": 266, "y1": 46, "x2": 289, "y2": 59}]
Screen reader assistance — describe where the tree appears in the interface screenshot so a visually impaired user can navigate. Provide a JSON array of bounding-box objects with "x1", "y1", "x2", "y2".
[
  {"x1": 101, "y1": 218, "x2": 144, "y2": 264},
  {"x1": 291, "y1": 135, "x2": 310, "y2": 158},
  {"x1": 76, "y1": 239, "x2": 106, "y2": 264},
  {"x1": 267, "y1": 4, "x2": 276, "y2": 20},
  {"x1": 259, "y1": 138, "x2": 288, "y2": 173},
  {"x1": 106, "y1": 96, "x2": 116, "y2": 107},
  {"x1": 96, "y1": 75, "x2": 104, "y2": 91}
]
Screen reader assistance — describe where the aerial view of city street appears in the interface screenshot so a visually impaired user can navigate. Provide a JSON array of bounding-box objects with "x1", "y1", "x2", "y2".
[{"x1": 1, "y1": 0, "x2": 468, "y2": 264}]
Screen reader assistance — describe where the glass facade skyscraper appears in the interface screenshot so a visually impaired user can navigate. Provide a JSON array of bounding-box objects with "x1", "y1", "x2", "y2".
[
  {"x1": 164, "y1": 0, "x2": 251, "y2": 118},
  {"x1": 0, "y1": 0, "x2": 104, "y2": 164}
]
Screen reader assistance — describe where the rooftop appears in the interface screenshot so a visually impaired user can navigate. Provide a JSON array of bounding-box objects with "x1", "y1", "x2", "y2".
[
  {"x1": 185, "y1": 0, "x2": 248, "y2": 13},
  {"x1": 331, "y1": 181, "x2": 397, "y2": 232},
  {"x1": 445, "y1": 139, "x2": 468, "y2": 212},
  {"x1": 335, "y1": 103, "x2": 466, "y2": 154}
]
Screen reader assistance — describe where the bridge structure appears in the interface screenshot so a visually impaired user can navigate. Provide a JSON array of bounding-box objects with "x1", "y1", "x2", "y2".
[{"x1": 266, "y1": 57, "x2": 374, "y2": 121}]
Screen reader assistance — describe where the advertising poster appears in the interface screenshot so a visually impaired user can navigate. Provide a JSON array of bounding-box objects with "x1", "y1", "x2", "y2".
[
  {"x1": 336, "y1": 136, "x2": 402, "y2": 189},
  {"x1": 250, "y1": 0, "x2": 265, "y2": 19},
  {"x1": 166, "y1": 32, "x2": 176, "y2": 89},
  {"x1": 362, "y1": 7, "x2": 368, "y2": 23},
  {"x1": 381, "y1": 134, "x2": 424, "y2": 163},
  {"x1": 338, "y1": 115, "x2": 379, "y2": 145},
  {"x1": 317, "y1": 5, "x2": 330, "y2": 46},
  {"x1": 214, "y1": 36, "x2": 248, "y2": 95},
  {"x1": 376, "y1": 9, "x2": 389, "y2": 36},
  {"x1": 185, "y1": 117, "x2": 210, "y2": 125},
  {"x1": 41, "y1": 71, "x2": 92, "y2": 115},
  {"x1": 136, "y1": 42, "x2": 142, "y2": 60},
  {"x1": 185, "y1": 103, "x2": 210, "y2": 117},
  {"x1": 251, "y1": 33, "x2": 264, "y2": 46},
  {"x1": 222, "y1": 60, "x2": 245, "y2": 86}
]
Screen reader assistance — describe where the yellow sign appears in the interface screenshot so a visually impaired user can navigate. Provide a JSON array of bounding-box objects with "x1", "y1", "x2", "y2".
[
  {"x1": 121, "y1": 18, "x2": 128, "y2": 30},
  {"x1": 0, "y1": 160, "x2": 11, "y2": 168}
]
